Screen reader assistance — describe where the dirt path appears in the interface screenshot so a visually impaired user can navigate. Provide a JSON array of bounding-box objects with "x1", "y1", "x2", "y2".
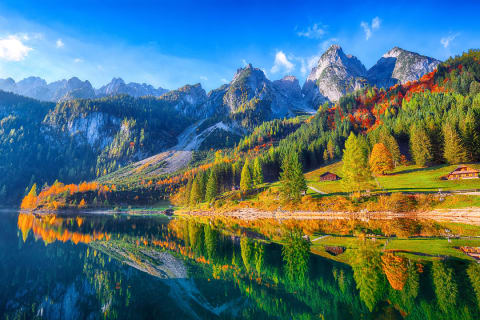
[{"x1": 308, "y1": 185, "x2": 327, "y2": 194}]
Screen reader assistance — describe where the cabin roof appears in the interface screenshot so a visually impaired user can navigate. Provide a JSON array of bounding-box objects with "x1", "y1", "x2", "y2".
[
  {"x1": 319, "y1": 171, "x2": 338, "y2": 177},
  {"x1": 448, "y1": 165, "x2": 480, "y2": 175}
]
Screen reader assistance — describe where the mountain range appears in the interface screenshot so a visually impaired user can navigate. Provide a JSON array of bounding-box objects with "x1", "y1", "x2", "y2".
[
  {"x1": 0, "y1": 45, "x2": 443, "y2": 203},
  {"x1": 303, "y1": 45, "x2": 440, "y2": 102},
  {"x1": 0, "y1": 45, "x2": 439, "y2": 106},
  {"x1": 0, "y1": 76, "x2": 169, "y2": 102}
]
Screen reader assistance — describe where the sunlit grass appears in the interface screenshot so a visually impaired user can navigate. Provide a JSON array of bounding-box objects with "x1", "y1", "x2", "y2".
[{"x1": 310, "y1": 235, "x2": 480, "y2": 264}]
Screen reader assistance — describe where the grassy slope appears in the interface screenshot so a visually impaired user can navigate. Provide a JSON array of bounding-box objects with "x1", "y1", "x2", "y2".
[
  {"x1": 310, "y1": 235, "x2": 480, "y2": 264},
  {"x1": 306, "y1": 162, "x2": 480, "y2": 195}
]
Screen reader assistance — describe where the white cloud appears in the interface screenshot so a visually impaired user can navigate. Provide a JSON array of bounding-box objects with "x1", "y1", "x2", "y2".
[
  {"x1": 360, "y1": 17, "x2": 381, "y2": 40},
  {"x1": 440, "y1": 33, "x2": 459, "y2": 48},
  {"x1": 74, "y1": 58, "x2": 83, "y2": 63},
  {"x1": 0, "y1": 35, "x2": 32, "y2": 61},
  {"x1": 220, "y1": 78, "x2": 229, "y2": 83},
  {"x1": 297, "y1": 23, "x2": 326, "y2": 39},
  {"x1": 271, "y1": 51, "x2": 294, "y2": 74},
  {"x1": 56, "y1": 39, "x2": 64, "y2": 48},
  {"x1": 296, "y1": 55, "x2": 321, "y2": 76},
  {"x1": 200, "y1": 76, "x2": 208, "y2": 81}
]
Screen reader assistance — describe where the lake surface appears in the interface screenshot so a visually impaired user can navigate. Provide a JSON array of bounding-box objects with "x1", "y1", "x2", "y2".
[{"x1": 1, "y1": 209, "x2": 479, "y2": 319}]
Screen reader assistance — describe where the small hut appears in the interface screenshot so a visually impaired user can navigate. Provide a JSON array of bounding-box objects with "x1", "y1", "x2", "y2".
[
  {"x1": 446, "y1": 165, "x2": 480, "y2": 180},
  {"x1": 319, "y1": 171, "x2": 340, "y2": 181}
]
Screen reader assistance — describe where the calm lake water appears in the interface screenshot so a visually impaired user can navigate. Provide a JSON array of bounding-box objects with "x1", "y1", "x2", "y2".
[{"x1": 1, "y1": 209, "x2": 479, "y2": 319}]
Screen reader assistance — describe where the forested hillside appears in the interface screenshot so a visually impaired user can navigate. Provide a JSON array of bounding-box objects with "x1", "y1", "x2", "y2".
[
  {"x1": 16, "y1": 50, "x2": 480, "y2": 210},
  {"x1": 141, "y1": 50, "x2": 480, "y2": 209},
  {"x1": 0, "y1": 92, "x2": 95, "y2": 203},
  {"x1": 0, "y1": 93, "x2": 196, "y2": 204}
]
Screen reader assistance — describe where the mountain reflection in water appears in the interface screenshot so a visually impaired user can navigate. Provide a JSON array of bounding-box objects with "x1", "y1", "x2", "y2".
[{"x1": 0, "y1": 210, "x2": 479, "y2": 319}]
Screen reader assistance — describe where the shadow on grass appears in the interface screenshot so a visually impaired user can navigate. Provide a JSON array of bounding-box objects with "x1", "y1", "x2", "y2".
[
  {"x1": 310, "y1": 191, "x2": 349, "y2": 199},
  {"x1": 391, "y1": 164, "x2": 450, "y2": 176}
]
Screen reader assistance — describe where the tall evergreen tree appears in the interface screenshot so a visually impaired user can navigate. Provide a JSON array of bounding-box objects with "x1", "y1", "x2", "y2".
[
  {"x1": 252, "y1": 157, "x2": 263, "y2": 186},
  {"x1": 190, "y1": 175, "x2": 202, "y2": 205},
  {"x1": 240, "y1": 159, "x2": 253, "y2": 192},
  {"x1": 443, "y1": 122, "x2": 468, "y2": 164},
  {"x1": 327, "y1": 139, "x2": 335, "y2": 160},
  {"x1": 279, "y1": 152, "x2": 307, "y2": 202},
  {"x1": 184, "y1": 178, "x2": 193, "y2": 205},
  {"x1": 342, "y1": 133, "x2": 372, "y2": 193},
  {"x1": 323, "y1": 149, "x2": 329, "y2": 163},
  {"x1": 461, "y1": 111, "x2": 480, "y2": 161},
  {"x1": 205, "y1": 169, "x2": 218, "y2": 203},
  {"x1": 410, "y1": 126, "x2": 433, "y2": 167},
  {"x1": 379, "y1": 131, "x2": 401, "y2": 166}
]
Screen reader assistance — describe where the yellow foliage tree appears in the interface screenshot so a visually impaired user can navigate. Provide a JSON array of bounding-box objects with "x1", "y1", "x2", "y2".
[
  {"x1": 20, "y1": 184, "x2": 37, "y2": 210},
  {"x1": 78, "y1": 199, "x2": 87, "y2": 208},
  {"x1": 369, "y1": 143, "x2": 394, "y2": 175},
  {"x1": 381, "y1": 252, "x2": 408, "y2": 290}
]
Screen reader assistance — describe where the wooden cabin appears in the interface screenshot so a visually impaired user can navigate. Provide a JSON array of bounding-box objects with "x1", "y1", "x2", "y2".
[
  {"x1": 319, "y1": 171, "x2": 340, "y2": 181},
  {"x1": 446, "y1": 165, "x2": 480, "y2": 180}
]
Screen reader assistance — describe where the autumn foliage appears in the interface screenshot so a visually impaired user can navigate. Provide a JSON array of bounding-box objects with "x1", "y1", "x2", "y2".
[
  {"x1": 20, "y1": 180, "x2": 104, "y2": 210},
  {"x1": 369, "y1": 143, "x2": 394, "y2": 175},
  {"x1": 381, "y1": 253, "x2": 408, "y2": 290}
]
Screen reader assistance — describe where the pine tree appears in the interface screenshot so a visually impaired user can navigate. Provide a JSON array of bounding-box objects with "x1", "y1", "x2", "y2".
[
  {"x1": 184, "y1": 178, "x2": 193, "y2": 205},
  {"x1": 199, "y1": 171, "x2": 207, "y2": 202},
  {"x1": 252, "y1": 157, "x2": 263, "y2": 186},
  {"x1": 410, "y1": 126, "x2": 433, "y2": 167},
  {"x1": 379, "y1": 131, "x2": 401, "y2": 166},
  {"x1": 461, "y1": 111, "x2": 480, "y2": 161},
  {"x1": 205, "y1": 170, "x2": 218, "y2": 203},
  {"x1": 443, "y1": 123, "x2": 468, "y2": 164},
  {"x1": 323, "y1": 149, "x2": 329, "y2": 163},
  {"x1": 369, "y1": 143, "x2": 394, "y2": 175},
  {"x1": 240, "y1": 159, "x2": 253, "y2": 192},
  {"x1": 190, "y1": 176, "x2": 202, "y2": 205},
  {"x1": 341, "y1": 133, "x2": 372, "y2": 193},
  {"x1": 327, "y1": 139, "x2": 335, "y2": 160},
  {"x1": 279, "y1": 152, "x2": 307, "y2": 202}
]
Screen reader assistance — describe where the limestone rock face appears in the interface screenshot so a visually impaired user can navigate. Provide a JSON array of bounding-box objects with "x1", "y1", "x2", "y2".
[
  {"x1": 303, "y1": 45, "x2": 368, "y2": 103},
  {"x1": 160, "y1": 83, "x2": 208, "y2": 119},
  {"x1": 367, "y1": 47, "x2": 441, "y2": 88},
  {"x1": 221, "y1": 64, "x2": 314, "y2": 122},
  {"x1": 302, "y1": 45, "x2": 440, "y2": 104}
]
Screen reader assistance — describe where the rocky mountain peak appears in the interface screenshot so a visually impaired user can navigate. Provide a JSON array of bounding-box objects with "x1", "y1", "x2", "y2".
[
  {"x1": 96, "y1": 78, "x2": 168, "y2": 98},
  {"x1": 383, "y1": 46, "x2": 404, "y2": 58},
  {"x1": 303, "y1": 44, "x2": 366, "y2": 103},
  {"x1": 367, "y1": 47, "x2": 441, "y2": 88}
]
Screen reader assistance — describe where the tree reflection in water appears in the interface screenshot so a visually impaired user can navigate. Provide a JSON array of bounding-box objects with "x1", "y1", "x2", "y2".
[{"x1": 5, "y1": 212, "x2": 480, "y2": 319}]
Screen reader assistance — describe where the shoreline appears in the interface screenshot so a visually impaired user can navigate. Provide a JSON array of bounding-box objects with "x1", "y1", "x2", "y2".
[
  {"x1": 179, "y1": 207, "x2": 480, "y2": 225},
  {"x1": 12, "y1": 206, "x2": 480, "y2": 226}
]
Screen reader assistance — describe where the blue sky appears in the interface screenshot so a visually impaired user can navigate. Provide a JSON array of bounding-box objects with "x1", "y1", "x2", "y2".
[{"x1": 0, "y1": 0, "x2": 479, "y2": 91}]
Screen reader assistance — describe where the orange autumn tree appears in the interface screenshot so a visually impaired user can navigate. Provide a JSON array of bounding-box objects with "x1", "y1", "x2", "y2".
[
  {"x1": 369, "y1": 143, "x2": 394, "y2": 175},
  {"x1": 78, "y1": 199, "x2": 87, "y2": 208},
  {"x1": 381, "y1": 252, "x2": 408, "y2": 290},
  {"x1": 20, "y1": 184, "x2": 38, "y2": 210}
]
